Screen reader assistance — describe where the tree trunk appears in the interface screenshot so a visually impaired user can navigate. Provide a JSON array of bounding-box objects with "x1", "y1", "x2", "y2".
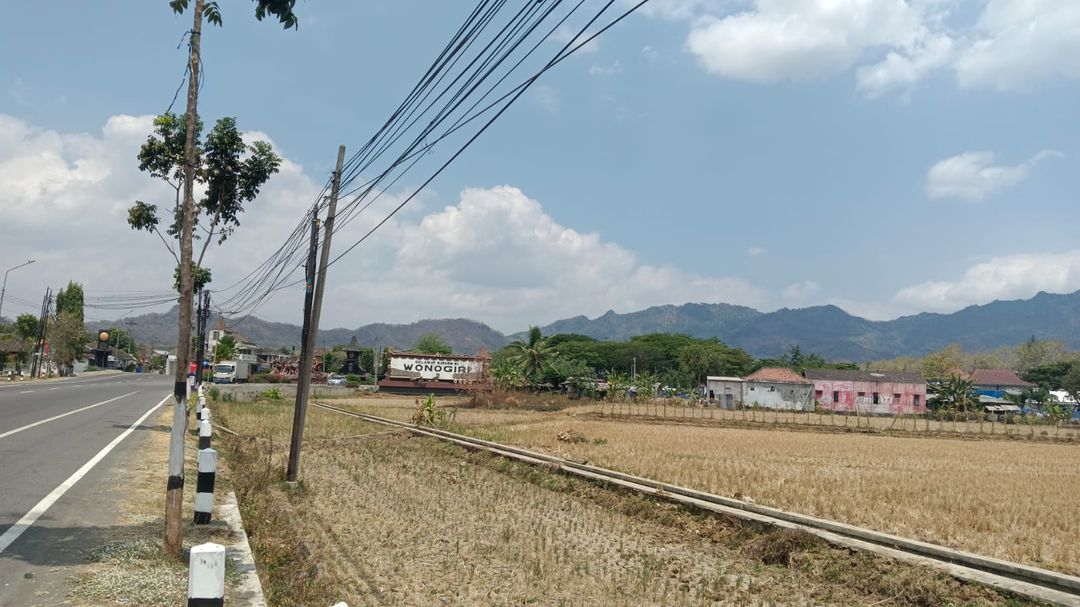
[{"x1": 165, "y1": 0, "x2": 204, "y2": 559}]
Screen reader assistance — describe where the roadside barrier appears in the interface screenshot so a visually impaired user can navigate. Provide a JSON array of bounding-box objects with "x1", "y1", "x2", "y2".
[
  {"x1": 198, "y1": 418, "x2": 212, "y2": 449},
  {"x1": 194, "y1": 448, "x2": 217, "y2": 524},
  {"x1": 188, "y1": 542, "x2": 225, "y2": 606},
  {"x1": 199, "y1": 406, "x2": 211, "y2": 422}
]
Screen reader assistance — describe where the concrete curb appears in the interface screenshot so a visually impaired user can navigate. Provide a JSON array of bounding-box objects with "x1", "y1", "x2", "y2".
[{"x1": 219, "y1": 491, "x2": 267, "y2": 607}]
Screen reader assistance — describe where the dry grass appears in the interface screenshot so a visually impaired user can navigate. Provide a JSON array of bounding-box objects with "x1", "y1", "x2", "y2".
[
  {"x1": 217, "y1": 399, "x2": 1037, "y2": 606},
  {"x1": 69, "y1": 407, "x2": 239, "y2": 607},
  {"x1": 330, "y1": 395, "x2": 1080, "y2": 576}
]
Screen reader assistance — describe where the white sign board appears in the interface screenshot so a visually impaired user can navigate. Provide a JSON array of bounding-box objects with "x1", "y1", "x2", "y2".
[{"x1": 389, "y1": 355, "x2": 482, "y2": 381}]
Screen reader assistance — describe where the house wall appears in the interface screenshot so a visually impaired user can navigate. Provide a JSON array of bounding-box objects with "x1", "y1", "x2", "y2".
[
  {"x1": 705, "y1": 379, "x2": 743, "y2": 409},
  {"x1": 742, "y1": 381, "x2": 813, "y2": 411},
  {"x1": 810, "y1": 379, "x2": 927, "y2": 414}
]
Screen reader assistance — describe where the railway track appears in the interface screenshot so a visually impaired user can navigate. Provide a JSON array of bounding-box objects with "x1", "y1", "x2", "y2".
[{"x1": 313, "y1": 401, "x2": 1080, "y2": 607}]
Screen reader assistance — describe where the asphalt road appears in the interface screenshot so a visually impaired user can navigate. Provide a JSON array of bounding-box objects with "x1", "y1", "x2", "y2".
[{"x1": 0, "y1": 372, "x2": 174, "y2": 606}]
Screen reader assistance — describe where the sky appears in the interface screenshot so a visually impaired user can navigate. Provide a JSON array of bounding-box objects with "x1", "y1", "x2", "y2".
[{"x1": 1, "y1": 0, "x2": 1078, "y2": 334}]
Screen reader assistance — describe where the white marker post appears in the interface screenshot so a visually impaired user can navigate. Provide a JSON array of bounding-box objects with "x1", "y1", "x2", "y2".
[
  {"x1": 196, "y1": 394, "x2": 206, "y2": 419},
  {"x1": 199, "y1": 406, "x2": 211, "y2": 422},
  {"x1": 198, "y1": 418, "x2": 212, "y2": 450},
  {"x1": 188, "y1": 542, "x2": 225, "y2": 607},
  {"x1": 194, "y1": 448, "x2": 217, "y2": 525}
]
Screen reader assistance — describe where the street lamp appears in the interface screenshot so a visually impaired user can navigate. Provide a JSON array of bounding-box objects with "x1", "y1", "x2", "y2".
[{"x1": 0, "y1": 259, "x2": 36, "y2": 322}]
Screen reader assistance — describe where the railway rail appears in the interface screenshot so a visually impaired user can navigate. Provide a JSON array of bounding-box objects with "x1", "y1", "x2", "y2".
[{"x1": 312, "y1": 401, "x2": 1080, "y2": 607}]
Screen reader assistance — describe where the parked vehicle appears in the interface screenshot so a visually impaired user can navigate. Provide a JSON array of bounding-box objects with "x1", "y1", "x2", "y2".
[
  {"x1": 327, "y1": 374, "x2": 347, "y2": 386},
  {"x1": 212, "y1": 360, "x2": 251, "y2": 384}
]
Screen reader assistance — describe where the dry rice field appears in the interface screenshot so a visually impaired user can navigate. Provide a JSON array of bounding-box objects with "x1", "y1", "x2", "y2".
[
  {"x1": 330, "y1": 394, "x2": 1080, "y2": 576},
  {"x1": 217, "y1": 399, "x2": 1035, "y2": 606}
]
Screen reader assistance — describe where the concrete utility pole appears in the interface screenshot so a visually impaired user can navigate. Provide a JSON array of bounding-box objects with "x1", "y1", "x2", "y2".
[
  {"x1": 165, "y1": 0, "x2": 204, "y2": 558},
  {"x1": 287, "y1": 145, "x2": 345, "y2": 482}
]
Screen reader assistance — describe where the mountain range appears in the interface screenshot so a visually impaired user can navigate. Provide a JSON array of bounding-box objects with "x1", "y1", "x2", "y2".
[{"x1": 106, "y1": 290, "x2": 1080, "y2": 361}]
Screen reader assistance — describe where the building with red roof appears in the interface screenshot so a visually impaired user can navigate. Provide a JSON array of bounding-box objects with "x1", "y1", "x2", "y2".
[{"x1": 742, "y1": 367, "x2": 813, "y2": 410}]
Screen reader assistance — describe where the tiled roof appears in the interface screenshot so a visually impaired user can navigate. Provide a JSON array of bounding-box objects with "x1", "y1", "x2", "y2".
[
  {"x1": 744, "y1": 367, "x2": 811, "y2": 384},
  {"x1": 804, "y1": 369, "x2": 924, "y2": 384},
  {"x1": 968, "y1": 369, "x2": 1034, "y2": 387}
]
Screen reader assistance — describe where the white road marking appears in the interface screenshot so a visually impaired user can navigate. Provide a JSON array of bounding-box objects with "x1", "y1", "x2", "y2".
[
  {"x1": 0, "y1": 392, "x2": 139, "y2": 439},
  {"x1": 49, "y1": 387, "x2": 60, "y2": 391},
  {"x1": 0, "y1": 394, "x2": 169, "y2": 555},
  {"x1": 19, "y1": 391, "x2": 33, "y2": 394}
]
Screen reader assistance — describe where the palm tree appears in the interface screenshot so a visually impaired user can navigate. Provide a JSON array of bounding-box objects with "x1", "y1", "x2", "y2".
[
  {"x1": 935, "y1": 374, "x2": 977, "y2": 414},
  {"x1": 505, "y1": 326, "x2": 554, "y2": 384}
]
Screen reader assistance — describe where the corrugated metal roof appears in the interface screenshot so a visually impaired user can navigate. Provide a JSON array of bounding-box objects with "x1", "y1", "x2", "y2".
[
  {"x1": 706, "y1": 376, "x2": 744, "y2": 382},
  {"x1": 745, "y1": 367, "x2": 811, "y2": 384},
  {"x1": 804, "y1": 369, "x2": 924, "y2": 384}
]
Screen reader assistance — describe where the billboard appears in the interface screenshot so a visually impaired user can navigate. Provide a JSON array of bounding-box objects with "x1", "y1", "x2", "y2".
[{"x1": 388, "y1": 353, "x2": 483, "y2": 382}]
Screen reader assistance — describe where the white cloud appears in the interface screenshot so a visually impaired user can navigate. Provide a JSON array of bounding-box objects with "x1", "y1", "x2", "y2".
[
  {"x1": 0, "y1": 113, "x2": 766, "y2": 333},
  {"x1": 782, "y1": 280, "x2": 820, "y2": 304},
  {"x1": 531, "y1": 84, "x2": 560, "y2": 113},
  {"x1": 668, "y1": 0, "x2": 1080, "y2": 95},
  {"x1": 747, "y1": 246, "x2": 767, "y2": 256},
  {"x1": 685, "y1": 0, "x2": 924, "y2": 83},
  {"x1": 893, "y1": 250, "x2": 1080, "y2": 313},
  {"x1": 925, "y1": 149, "x2": 1063, "y2": 201},
  {"x1": 641, "y1": 45, "x2": 660, "y2": 61},
  {"x1": 588, "y1": 61, "x2": 624, "y2": 76},
  {"x1": 954, "y1": 0, "x2": 1080, "y2": 91}
]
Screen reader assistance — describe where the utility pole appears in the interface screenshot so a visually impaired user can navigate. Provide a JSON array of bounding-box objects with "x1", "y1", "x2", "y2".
[
  {"x1": 0, "y1": 259, "x2": 35, "y2": 322},
  {"x1": 29, "y1": 289, "x2": 50, "y2": 378},
  {"x1": 165, "y1": 0, "x2": 204, "y2": 559},
  {"x1": 287, "y1": 145, "x2": 345, "y2": 483},
  {"x1": 194, "y1": 290, "x2": 210, "y2": 384}
]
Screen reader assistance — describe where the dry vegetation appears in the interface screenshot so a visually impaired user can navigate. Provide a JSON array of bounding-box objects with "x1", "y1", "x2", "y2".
[
  {"x1": 328, "y1": 394, "x2": 1080, "y2": 576},
  {"x1": 219, "y1": 398, "x2": 1040, "y2": 606}
]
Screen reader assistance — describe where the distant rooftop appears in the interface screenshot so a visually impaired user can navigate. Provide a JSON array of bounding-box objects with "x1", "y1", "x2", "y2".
[
  {"x1": 804, "y1": 369, "x2": 924, "y2": 384},
  {"x1": 968, "y1": 369, "x2": 1034, "y2": 388},
  {"x1": 744, "y1": 367, "x2": 811, "y2": 384}
]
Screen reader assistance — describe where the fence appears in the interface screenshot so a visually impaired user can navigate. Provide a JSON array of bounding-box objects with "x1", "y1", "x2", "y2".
[{"x1": 589, "y1": 399, "x2": 1080, "y2": 442}]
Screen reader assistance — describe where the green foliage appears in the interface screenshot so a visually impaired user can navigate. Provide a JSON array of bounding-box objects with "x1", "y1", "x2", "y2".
[
  {"x1": 322, "y1": 351, "x2": 338, "y2": 372},
  {"x1": 106, "y1": 327, "x2": 138, "y2": 354},
  {"x1": 345, "y1": 374, "x2": 362, "y2": 385},
  {"x1": 412, "y1": 333, "x2": 452, "y2": 355},
  {"x1": 1062, "y1": 363, "x2": 1080, "y2": 406},
  {"x1": 490, "y1": 357, "x2": 527, "y2": 390},
  {"x1": 208, "y1": 386, "x2": 220, "y2": 400},
  {"x1": 173, "y1": 263, "x2": 212, "y2": 293},
  {"x1": 921, "y1": 344, "x2": 964, "y2": 381},
  {"x1": 505, "y1": 327, "x2": 554, "y2": 382},
  {"x1": 1022, "y1": 361, "x2": 1073, "y2": 390},
  {"x1": 50, "y1": 311, "x2": 87, "y2": 369},
  {"x1": 169, "y1": 0, "x2": 298, "y2": 29},
  {"x1": 259, "y1": 387, "x2": 282, "y2": 400},
  {"x1": 676, "y1": 340, "x2": 754, "y2": 384},
  {"x1": 55, "y1": 281, "x2": 84, "y2": 327},
  {"x1": 215, "y1": 334, "x2": 236, "y2": 361},
  {"x1": 411, "y1": 394, "x2": 455, "y2": 428},
  {"x1": 934, "y1": 374, "x2": 978, "y2": 413},
  {"x1": 14, "y1": 313, "x2": 39, "y2": 341}
]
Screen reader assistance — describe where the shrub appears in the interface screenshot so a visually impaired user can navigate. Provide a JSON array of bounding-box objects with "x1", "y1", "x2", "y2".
[
  {"x1": 411, "y1": 394, "x2": 455, "y2": 428},
  {"x1": 260, "y1": 387, "x2": 283, "y2": 401},
  {"x1": 208, "y1": 386, "x2": 220, "y2": 401},
  {"x1": 346, "y1": 374, "x2": 362, "y2": 385}
]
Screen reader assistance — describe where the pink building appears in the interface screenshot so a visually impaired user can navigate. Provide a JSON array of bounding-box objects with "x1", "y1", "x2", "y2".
[{"x1": 804, "y1": 369, "x2": 927, "y2": 415}]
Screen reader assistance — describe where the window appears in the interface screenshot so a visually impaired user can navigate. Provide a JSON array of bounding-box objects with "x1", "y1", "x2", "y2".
[
  {"x1": 914, "y1": 394, "x2": 921, "y2": 406},
  {"x1": 857, "y1": 391, "x2": 866, "y2": 397},
  {"x1": 832, "y1": 391, "x2": 839, "y2": 403},
  {"x1": 893, "y1": 393, "x2": 901, "y2": 401},
  {"x1": 872, "y1": 392, "x2": 880, "y2": 404},
  {"x1": 815, "y1": 390, "x2": 823, "y2": 399}
]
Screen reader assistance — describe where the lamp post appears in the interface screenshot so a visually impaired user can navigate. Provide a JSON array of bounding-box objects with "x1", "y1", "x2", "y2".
[{"x1": 0, "y1": 259, "x2": 36, "y2": 322}]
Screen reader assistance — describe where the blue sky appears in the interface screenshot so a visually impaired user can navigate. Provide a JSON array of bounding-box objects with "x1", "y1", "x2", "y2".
[{"x1": 1, "y1": 0, "x2": 1078, "y2": 332}]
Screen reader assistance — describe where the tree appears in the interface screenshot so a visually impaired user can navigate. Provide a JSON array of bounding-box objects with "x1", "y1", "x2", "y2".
[
  {"x1": 50, "y1": 312, "x2": 87, "y2": 374},
  {"x1": 214, "y1": 334, "x2": 236, "y2": 361},
  {"x1": 149, "y1": 0, "x2": 298, "y2": 558},
  {"x1": 506, "y1": 326, "x2": 554, "y2": 384},
  {"x1": 934, "y1": 374, "x2": 978, "y2": 414},
  {"x1": 412, "y1": 333, "x2": 452, "y2": 355},
  {"x1": 55, "y1": 281, "x2": 84, "y2": 328},
  {"x1": 14, "y1": 313, "x2": 39, "y2": 342},
  {"x1": 1022, "y1": 361, "x2": 1073, "y2": 391},
  {"x1": 1014, "y1": 337, "x2": 1067, "y2": 373},
  {"x1": 922, "y1": 344, "x2": 964, "y2": 381},
  {"x1": 1062, "y1": 363, "x2": 1080, "y2": 408}
]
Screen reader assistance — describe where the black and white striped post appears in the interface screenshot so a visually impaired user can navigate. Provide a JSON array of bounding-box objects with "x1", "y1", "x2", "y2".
[
  {"x1": 196, "y1": 389, "x2": 205, "y2": 419},
  {"x1": 198, "y1": 418, "x2": 212, "y2": 449},
  {"x1": 199, "y1": 406, "x2": 211, "y2": 423},
  {"x1": 187, "y1": 542, "x2": 225, "y2": 606},
  {"x1": 194, "y1": 447, "x2": 216, "y2": 524}
]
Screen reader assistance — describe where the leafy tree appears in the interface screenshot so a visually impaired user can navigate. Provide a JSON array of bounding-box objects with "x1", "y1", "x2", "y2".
[
  {"x1": 106, "y1": 327, "x2": 139, "y2": 354},
  {"x1": 677, "y1": 340, "x2": 754, "y2": 385},
  {"x1": 55, "y1": 281, "x2": 85, "y2": 328},
  {"x1": 1062, "y1": 363, "x2": 1080, "y2": 408},
  {"x1": 934, "y1": 374, "x2": 978, "y2": 413},
  {"x1": 214, "y1": 334, "x2": 236, "y2": 361},
  {"x1": 412, "y1": 333, "x2": 452, "y2": 355},
  {"x1": 14, "y1": 313, "x2": 39, "y2": 341},
  {"x1": 129, "y1": 113, "x2": 282, "y2": 292},
  {"x1": 172, "y1": 263, "x2": 213, "y2": 293},
  {"x1": 506, "y1": 326, "x2": 554, "y2": 383},
  {"x1": 490, "y1": 357, "x2": 527, "y2": 390},
  {"x1": 1022, "y1": 361, "x2": 1073, "y2": 391},
  {"x1": 922, "y1": 344, "x2": 965, "y2": 381},
  {"x1": 1014, "y1": 337, "x2": 1067, "y2": 373},
  {"x1": 50, "y1": 312, "x2": 87, "y2": 373}
]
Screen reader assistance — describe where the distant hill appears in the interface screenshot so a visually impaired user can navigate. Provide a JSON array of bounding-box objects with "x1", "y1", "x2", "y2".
[
  {"x1": 103, "y1": 307, "x2": 508, "y2": 355},
  {"x1": 106, "y1": 290, "x2": 1080, "y2": 361}
]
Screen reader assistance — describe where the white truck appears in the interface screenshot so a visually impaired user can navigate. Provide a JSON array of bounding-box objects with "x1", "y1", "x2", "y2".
[{"x1": 212, "y1": 360, "x2": 251, "y2": 384}]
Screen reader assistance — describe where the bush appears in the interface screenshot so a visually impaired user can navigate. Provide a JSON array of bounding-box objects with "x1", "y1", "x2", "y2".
[
  {"x1": 346, "y1": 374, "x2": 362, "y2": 386},
  {"x1": 208, "y1": 386, "x2": 220, "y2": 401},
  {"x1": 259, "y1": 387, "x2": 283, "y2": 401},
  {"x1": 250, "y1": 373, "x2": 280, "y2": 384}
]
